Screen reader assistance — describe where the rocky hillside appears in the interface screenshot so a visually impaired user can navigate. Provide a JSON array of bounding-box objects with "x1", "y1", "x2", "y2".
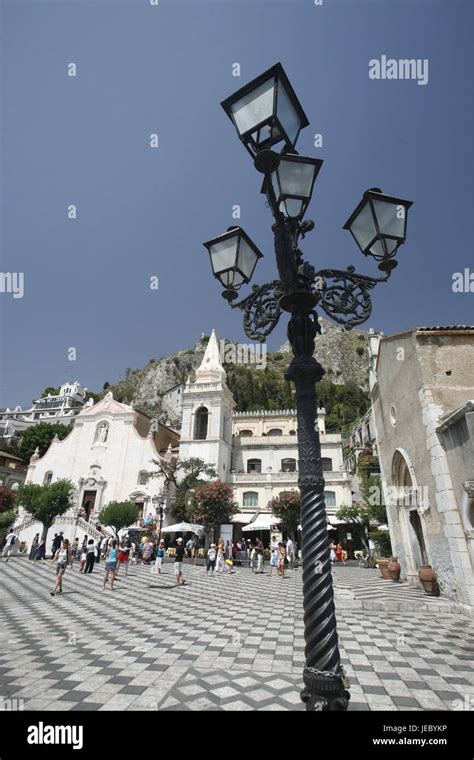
[{"x1": 108, "y1": 319, "x2": 371, "y2": 423}]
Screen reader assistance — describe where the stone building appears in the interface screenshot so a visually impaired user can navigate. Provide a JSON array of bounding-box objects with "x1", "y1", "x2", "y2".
[{"x1": 369, "y1": 325, "x2": 474, "y2": 616}]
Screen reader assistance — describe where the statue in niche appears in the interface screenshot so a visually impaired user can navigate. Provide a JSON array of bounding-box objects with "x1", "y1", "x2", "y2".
[{"x1": 97, "y1": 422, "x2": 109, "y2": 443}]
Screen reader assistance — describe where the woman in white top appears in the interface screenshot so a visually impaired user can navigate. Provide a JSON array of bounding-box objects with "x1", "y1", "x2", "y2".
[{"x1": 50, "y1": 539, "x2": 72, "y2": 596}]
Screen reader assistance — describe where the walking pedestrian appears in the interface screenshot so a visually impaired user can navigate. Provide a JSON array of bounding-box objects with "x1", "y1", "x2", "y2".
[
  {"x1": 174, "y1": 537, "x2": 186, "y2": 586},
  {"x1": 29, "y1": 533, "x2": 39, "y2": 561},
  {"x1": 94, "y1": 538, "x2": 101, "y2": 565},
  {"x1": 100, "y1": 535, "x2": 109, "y2": 559},
  {"x1": 286, "y1": 537, "x2": 295, "y2": 570},
  {"x1": 269, "y1": 535, "x2": 279, "y2": 577},
  {"x1": 1, "y1": 530, "x2": 17, "y2": 562},
  {"x1": 79, "y1": 547, "x2": 87, "y2": 572},
  {"x1": 84, "y1": 539, "x2": 96, "y2": 574},
  {"x1": 215, "y1": 539, "x2": 225, "y2": 573},
  {"x1": 142, "y1": 538, "x2": 153, "y2": 565},
  {"x1": 52, "y1": 532, "x2": 63, "y2": 555},
  {"x1": 186, "y1": 536, "x2": 197, "y2": 566},
  {"x1": 103, "y1": 539, "x2": 118, "y2": 591},
  {"x1": 206, "y1": 543, "x2": 216, "y2": 576},
  {"x1": 71, "y1": 537, "x2": 80, "y2": 561},
  {"x1": 329, "y1": 540, "x2": 337, "y2": 565},
  {"x1": 153, "y1": 539, "x2": 165, "y2": 574},
  {"x1": 249, "y1": 543, "x2": 257, "y2": 572},
  {"x1": 278, "y1": 542, "x2": 286, "y2": 577},
  {"x1": 256, "y1": 537, "x2": 264, "y2": 574},
  {"x1": 336, "y1": 542, "x2": 345, "y2": 565},
  {"x1": 34, "y1": 539, "x2": 46, "y2": 564},
  {"x1": 117, "y1": 539, "x2": 131, "y2": 576},
  {"x1": 49, "y1": 538, "x2": 72, "y2": 596}
]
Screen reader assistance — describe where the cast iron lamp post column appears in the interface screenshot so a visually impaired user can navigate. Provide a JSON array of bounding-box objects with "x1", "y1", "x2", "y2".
[{"x1": 203, "y1": 63, "x2": 412, "y2": 711}]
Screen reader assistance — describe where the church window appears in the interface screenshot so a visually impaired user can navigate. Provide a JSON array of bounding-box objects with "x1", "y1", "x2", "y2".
[
  {"x1": 243, "y1": 491, "x2": 258, "y2": 507},
  {"x1": 239, "y1": 430, "x2": 253, "y2": 437},
  {"x1": 138, "y1": 471, "x2": 148, "y2": 486},
  {"x1": 322, "y1": 457, "x2": 333, "y2": 472},
  {"x1": 43, "y1": 471, "x2": 53, "y2": 485},
  {"x1": 247, "y1": 459, "x2": 262, "y2": 474},
  {"x1": 268, "y1": 428, "x2": 283, "y2": 436},
  {"x1": 194, "y1": 407, "x2": 209, "y2": 440}
]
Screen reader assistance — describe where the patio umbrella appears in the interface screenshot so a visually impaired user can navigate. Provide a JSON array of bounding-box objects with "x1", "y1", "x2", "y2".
[{"x1": 161, "y1": 522, "x2": 204, "y2": 534}]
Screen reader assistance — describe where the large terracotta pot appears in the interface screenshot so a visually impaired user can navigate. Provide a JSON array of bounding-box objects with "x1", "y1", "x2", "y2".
[
  {"x1": 388, "y1": 557, "x2": 401, "y2": 581},
  {"x1": 419, "y1": 565, "x2": 440, "y2": 596},
  {"x1": 377, "y1": 559, "x2": 391, "y2": 579}
]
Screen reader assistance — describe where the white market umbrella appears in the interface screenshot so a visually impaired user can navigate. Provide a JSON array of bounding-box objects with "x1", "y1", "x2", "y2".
[
  {"x1": 161, "y1": 522, "x2": 204, "y2": 534},
  {"x1": 242, "y1": 515, "x2": 282, "y2": 532}
]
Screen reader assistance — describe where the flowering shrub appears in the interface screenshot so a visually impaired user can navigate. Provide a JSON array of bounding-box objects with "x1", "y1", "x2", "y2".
[
  {"x1": 267, "y1": 490, "x2": 300, "y2": 537},
  {"x1": 189, "y1": 481, "x2": 238, "y2": 529}
]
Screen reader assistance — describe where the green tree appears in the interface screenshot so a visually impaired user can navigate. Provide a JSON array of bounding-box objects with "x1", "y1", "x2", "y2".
[
  {"x1": 0, "y1": 486, "x2": 18, "y2": 539},
  {"x1": 20, "y1": 422, "x2": 72, "y2": 463},
  {"x1": 268, "y1": 490, "x2": 300, "y2": 539},
  {"x1": 335, "y1": 502, "x2": 371, "y2": 552},
  {"x1": 188, "y1": 481, "x2": 238, "y2": 530},
  {"x1": 99, "y1": 501, "x2": 138, "y2": 538},
  {"x1": 41, "y1": 386, "x2": 60, "y2": 397},
  {"x1": 17, "y1": 480, "x2": 75, "y2": 542},
  {"x1": 149, "y1": 456, "x2": 217, "y2": 522}
]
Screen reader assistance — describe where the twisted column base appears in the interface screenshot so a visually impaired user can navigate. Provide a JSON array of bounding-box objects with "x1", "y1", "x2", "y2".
[{"x1": 301, "y1": 666, "x2": 351, "y2": 711}]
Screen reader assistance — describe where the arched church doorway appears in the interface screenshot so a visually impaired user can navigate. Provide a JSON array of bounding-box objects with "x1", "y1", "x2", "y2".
[
  {"x1": 392, "y1": 449, "x2": 429, "y2": 576},
  {"x1": 81, "y1": 491, "x2": 96, "y2": 522}
]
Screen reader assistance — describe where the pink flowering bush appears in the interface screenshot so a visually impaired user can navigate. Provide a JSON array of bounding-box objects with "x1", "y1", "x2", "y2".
[{"x1": 189, "y1": 481, "x2": 238, "y2": 529}]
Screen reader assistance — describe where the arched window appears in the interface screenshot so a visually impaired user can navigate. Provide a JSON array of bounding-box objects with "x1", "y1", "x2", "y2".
[
  {"x1": 43, "y1": 471, "x2": 53, "y2": 485},
  {"x1": 247, "y1": 459, "x2": 262, "y2": 474},
  {"x1": 322, "y1": 458, "x2": 333, "y2": 472},
  {"x1": 281, "y1": 458, "x2": 297, "y2": 473},
  {"x1": 194, "y1": 407, "x2": 208, "y2": 440},
  {"x1": 243, "y1": 491, "x2": 258, "y2": 507},
  {"x1": 268, "y1": 428, "x2": 283, "y2": 436},
  {"x1": 324, "y1": 491, "x2": 336, "y2": 507},
  {"x1": 239, "y1": 429, "x2": 253, "y2": 437},
  {"x1": 138, "y1": 471, "x2": 148, "y2": 486}
]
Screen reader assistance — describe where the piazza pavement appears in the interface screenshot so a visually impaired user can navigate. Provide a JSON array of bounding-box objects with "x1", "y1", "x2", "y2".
[{"x1": 0, "y1": 555, "x2": 473, "y2": 712}]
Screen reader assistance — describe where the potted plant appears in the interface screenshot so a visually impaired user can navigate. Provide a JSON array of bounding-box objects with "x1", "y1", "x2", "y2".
[
  {"x1": 418, "y1": 565, "x2": 440, "y2": 596},
  {"x1": 388, "y1": 556, "x2": 401, "y2": 581}
]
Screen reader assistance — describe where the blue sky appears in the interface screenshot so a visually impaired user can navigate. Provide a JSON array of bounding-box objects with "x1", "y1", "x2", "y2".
[{"x1": 1, "y1": 0, "x2": 473, "y2": 407}]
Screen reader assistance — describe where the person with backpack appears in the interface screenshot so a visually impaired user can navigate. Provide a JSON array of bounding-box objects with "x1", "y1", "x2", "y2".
[
  {"x1": 1, "y1": 530, "x2": 17, "y2": 562},
  {"x1": 206, "y1": 543, "x2": 217, "y2": 576},
  {"x1": 84, "y1": 539, "x2": 96, "y2": 574},
  {"x1": 49, "y1": 538, "x2": 72, "y2": 596}
]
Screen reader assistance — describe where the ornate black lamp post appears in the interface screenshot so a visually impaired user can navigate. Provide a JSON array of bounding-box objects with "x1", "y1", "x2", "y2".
[
  {"x1": 203, "y1": 63, "x2": 412, "y2": 711},
  {"x1": 152, "y1": 490, "x2": 166, "y2": 538}
]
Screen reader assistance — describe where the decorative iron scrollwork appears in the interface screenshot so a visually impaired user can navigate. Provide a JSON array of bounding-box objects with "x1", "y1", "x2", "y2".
[
  {"x1": 231, "y1": 280, "x2": 282, "y2": 343},
  {"x1": 313, "y1": 265, "x2": 390, "y2": 330}
]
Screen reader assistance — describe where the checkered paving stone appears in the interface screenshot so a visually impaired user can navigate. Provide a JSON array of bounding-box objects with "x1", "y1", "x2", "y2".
[{"x1": 0, "y1": 556, "x2": 472, "y2": 711}]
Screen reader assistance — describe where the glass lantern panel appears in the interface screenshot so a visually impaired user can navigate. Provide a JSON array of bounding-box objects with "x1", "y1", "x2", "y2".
[
  {"x1": 209, "y1": 238, "x2": 238, "y2": 275},
  {"x1": 230, "y1": 77, "x2": 275, "y2": 136},
  {"x1": 277, "y1": 158, "x2": 316, "y2": 199},
  {"x1": 219, "y1": 269, "x2": 244, "y2": 287},
  {"x1": 369, "y1": 237, "x2": 398, "y2": 257},
  {"x1": 372, "y1": 199, "x2": 407, "y2": 240},
  {"x1": 276, "y1": 84, "x2": 301, "y2": 145},
  {"x1": 281, "y1": 199, "x2": 304, "y2": 218},
  {"x1": 237, "y1": 238, "x2": 259, "y2": 280},
  {"x1": 368, "y1": 239, "x2": 387, "y2": 258},
  {"x1": 349, "y1": 200, "x2": 377, "y2": 252}
]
